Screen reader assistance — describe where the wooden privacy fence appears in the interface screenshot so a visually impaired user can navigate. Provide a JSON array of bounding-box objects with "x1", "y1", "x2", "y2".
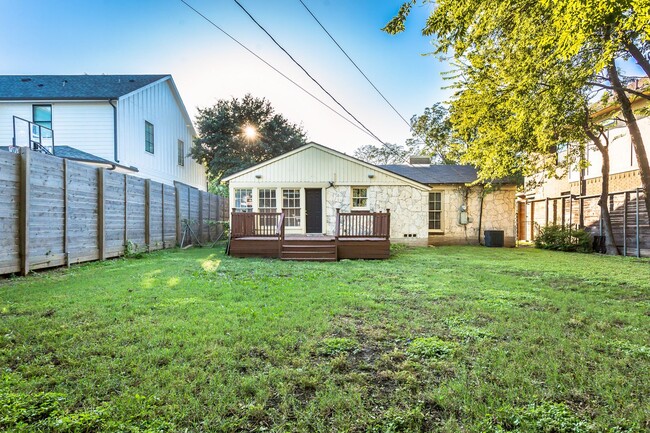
[
  {"x1": 0, "y1": 148, "x2": 226, "y2": 276},
  {"x1": 521, "y1": 189, "x2": 649, "y2": 257}
]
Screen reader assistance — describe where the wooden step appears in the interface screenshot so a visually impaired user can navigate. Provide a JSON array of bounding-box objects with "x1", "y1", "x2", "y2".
[{"x1": 280, "y1": 243, "x2": 338, "y2": 261}]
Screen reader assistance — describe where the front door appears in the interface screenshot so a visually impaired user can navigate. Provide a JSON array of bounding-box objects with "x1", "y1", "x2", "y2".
[{"x1": 305, "y1": 188, "x2": 323, "y2": 233}]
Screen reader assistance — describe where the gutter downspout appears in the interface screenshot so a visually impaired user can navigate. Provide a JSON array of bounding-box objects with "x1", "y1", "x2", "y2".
[{"x1": 108, "y1": 99, "x2": 118, "y2": 163}]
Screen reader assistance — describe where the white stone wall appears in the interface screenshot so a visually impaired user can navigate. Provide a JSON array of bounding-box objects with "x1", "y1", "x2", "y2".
[
  {"x1": 325, "y1": 185, "x2": 429, "y2": 246},
  {"x1": 429, "y1": 185, "x2": 517, "y2": 246}
]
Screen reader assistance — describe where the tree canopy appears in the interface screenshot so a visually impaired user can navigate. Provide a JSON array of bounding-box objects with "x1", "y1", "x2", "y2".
[
  {"x1": 191, "y1": 94, "x2": 307, "y2": 182},
  {"x1": 353, "y1": 142, "x2": 411, "y2": 165},
  {"x1": 408, "y1": 103, "x2": 463, "y2": 164}
]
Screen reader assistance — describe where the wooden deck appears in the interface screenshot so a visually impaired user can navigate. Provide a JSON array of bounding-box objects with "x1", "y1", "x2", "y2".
[{"x1": 228, "y1": 209, "x2": 391, "y2": 261}]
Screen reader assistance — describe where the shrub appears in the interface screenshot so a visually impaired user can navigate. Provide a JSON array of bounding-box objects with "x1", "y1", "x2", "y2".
[{"x1": 534, "y1": 225, "x2": 592, "y2": 253}]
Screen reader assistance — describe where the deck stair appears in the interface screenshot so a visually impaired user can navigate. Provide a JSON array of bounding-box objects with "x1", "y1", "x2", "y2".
[{"x1": 280, "y1": 241, "x2": 337, "y2": 261}]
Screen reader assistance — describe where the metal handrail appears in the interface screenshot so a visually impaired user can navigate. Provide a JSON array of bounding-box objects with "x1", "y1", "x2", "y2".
[{"x1": 12, "y1": 116, "x2": 55, "y2": 155}]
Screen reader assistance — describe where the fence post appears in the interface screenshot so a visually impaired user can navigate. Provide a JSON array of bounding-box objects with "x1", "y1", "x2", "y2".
[
  {"x1": 198, "y1": 191, "x2": 204, "y2": 244},
  {"x1": 175, "y1": 184, "x2": 181, "y2": 246},
  {"x1": 161, "y1": 184, "x2": 166, "y2": 249},
  {"x1": 123, "y1": 175, "x2": 128, "y2": 251},
  {"x1": 98, "y1": 168, "x2": 106, "y2": 261},
  {"x1": 623, "y1": 192, "x2": 630, "y2": 256},
  {"x1": 145, "y1": 179, "x2": 151, "y2": 252},
  {"x1": 63, "y1": 159, "x2": 69, "y2": 267},
  {"x1": 19, "y1": 147, "x2": 30, "y2": 276},
  {"x1": 545, "y1": 197, "x2": 549, "y2": 227}
]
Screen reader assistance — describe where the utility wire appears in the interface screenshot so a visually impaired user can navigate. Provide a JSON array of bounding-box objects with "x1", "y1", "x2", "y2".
[
  {"x1": 178, "y1": 0, "x2": 379, "y2": 141},
  {"x1": 298, "y1": 0, "x2": 413, "y2": 130},
  {"x1": 231, "y1": 0, "x2": 386, "y2": 145}
]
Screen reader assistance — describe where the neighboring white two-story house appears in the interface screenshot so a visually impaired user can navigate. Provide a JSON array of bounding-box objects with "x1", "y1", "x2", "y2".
[{"x1": 0, "y1": 74, "x2": 207, "y2": 190}]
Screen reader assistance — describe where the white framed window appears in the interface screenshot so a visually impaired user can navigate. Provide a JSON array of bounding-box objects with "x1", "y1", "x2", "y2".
[
  {"x1": 258, "y1": 189, "x2": 276, "y2": 213},
  {"x1": 352, "y1": 187, "x2": 368, "y2": 209},
  {"x1": 234, "y1": 188, "x2": 253, "y2": 212},
  {"x1": 429, "y1": 192, "x2": 443, "y2": 231},
  {"x1": 282, "y1": 189, "x2": 301, "y2": 227}
]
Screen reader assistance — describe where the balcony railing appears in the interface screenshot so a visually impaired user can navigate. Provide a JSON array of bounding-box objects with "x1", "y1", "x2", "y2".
[
  {"x1": 12, "y1": 116, "x2": 54, "y2": 155},
  {"x1": 335, "y1": 208, "x2": 390, "y2": 239},
  {"x1": 230, "y1": 210, "x2": 285, "y2": 239}
]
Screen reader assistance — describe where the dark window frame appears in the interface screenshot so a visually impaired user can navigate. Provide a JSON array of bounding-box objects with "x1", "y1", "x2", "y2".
[
  {"x1": 145, "y1": 121, "x2": 155, "y2": 154},
  {"x1": 177, "y1": 139, "x2": 185, "y2": 166},
  {"x1": 32, "y1": 104, "x2": 52, "y2": 130}
]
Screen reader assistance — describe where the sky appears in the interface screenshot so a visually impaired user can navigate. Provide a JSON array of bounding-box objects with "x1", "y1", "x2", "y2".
[{"x1": 0, "y1": 0, "x2": 451, "y2": 154}]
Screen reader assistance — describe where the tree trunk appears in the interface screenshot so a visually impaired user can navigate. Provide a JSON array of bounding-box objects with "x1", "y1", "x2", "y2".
[
  {"x1": 626, "y1": 41, "x2": 650, "y2": 79},
  {"x1": 586, "y1": 128, "x2": 619, "y2": 255},
  {"x1": 607, "y1": 61, "x2": 650, "y2": 220}
]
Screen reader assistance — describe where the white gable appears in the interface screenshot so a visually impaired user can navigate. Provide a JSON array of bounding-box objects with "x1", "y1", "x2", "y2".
[{"x1": 224, "y1": 143, "x2": 428, "y2": 190}]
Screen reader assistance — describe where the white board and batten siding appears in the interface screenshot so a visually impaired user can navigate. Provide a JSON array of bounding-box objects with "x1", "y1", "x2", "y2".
[
  {"x1": 117, "y1": 79, "x2": 207, "y2": 190},
  {"x1": 0, "y1": 101, "x2": 114, "y2": 160},
  {"x1": 227, "y1": 144, "x2": 421, "y2": 187}
]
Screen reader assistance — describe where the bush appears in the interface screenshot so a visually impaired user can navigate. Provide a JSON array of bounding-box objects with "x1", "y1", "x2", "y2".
[{"x1": 534, "y1": 225, "x2": 592, "y2": 253}]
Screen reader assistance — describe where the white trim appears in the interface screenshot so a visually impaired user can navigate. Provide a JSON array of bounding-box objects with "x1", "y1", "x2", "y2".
[{"x1": 222, "y1": 142, "x2": 429, "y2": 191}]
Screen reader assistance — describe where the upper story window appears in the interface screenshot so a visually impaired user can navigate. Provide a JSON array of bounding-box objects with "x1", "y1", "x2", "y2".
[
  {"x1": 429, "y1": 192, "x2": 443, "y2": 231},
  {"x1": 32, "y1": 105, "x2": 52, "y2": 129},
  {"x1": 352, "y1": 187, "x2": 368, "y2": 209},
  {"x1": 178, "y1": 140, "x2": 185, "y2": 166},
  {"x1": 145, "y1": 121, "x2": 154, "y2": 154},
  {"x1": 234, "y1": 188, "x2": 253, "y2": 212}
]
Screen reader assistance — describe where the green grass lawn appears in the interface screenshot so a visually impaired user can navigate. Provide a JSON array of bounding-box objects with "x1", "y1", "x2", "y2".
[{"x1": 1, "y1": 246, "x2": 649, "y2": 432}]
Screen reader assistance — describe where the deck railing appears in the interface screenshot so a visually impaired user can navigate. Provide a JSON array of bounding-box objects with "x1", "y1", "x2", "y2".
[
  {"x1": 231, "y1": 210, "x2": 284, "y2": 238},
  {"x1": 335, "y1": 208, "x2": 390, "y2": 239}
]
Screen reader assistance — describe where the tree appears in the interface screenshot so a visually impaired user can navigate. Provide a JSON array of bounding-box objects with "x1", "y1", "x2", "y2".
[
  {"x1": 353, "y1": 143, "x2": 411, "y2": 165},
  {"x1": 191, "y1": 94, "x2": 307, "y2": 182},
  {"x1": 385, "y1": 0, "x2": 650, "y2": 223},
  {"x1": 407, "y1": 103, "x2": 463, "y2": 164}
]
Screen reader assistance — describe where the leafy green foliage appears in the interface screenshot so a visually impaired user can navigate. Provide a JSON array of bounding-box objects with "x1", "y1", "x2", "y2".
[
  {"x1": 534, "y1": 225, "x2": 593, "y2": 253},
  {"x1": 191, "y1": 94, "x2": 306, "y2": 182},
  {"x1": 408, "y1": 103, "x2": 463, "y2": 164},
  {"x1": 353, "y1": 142, "x2": 412, "y2": 165}
]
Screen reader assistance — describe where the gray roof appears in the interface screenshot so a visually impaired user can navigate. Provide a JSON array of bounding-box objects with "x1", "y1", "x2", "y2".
[
  {"x1": 379, "y1": 164, "x2": 480, "y2": 185},
  {"x1": 0, "y1": 145, "x2": 113, "y2": 164},
  {"x1": 0, "y1": 75, "x2": 169, "y2": 100}
]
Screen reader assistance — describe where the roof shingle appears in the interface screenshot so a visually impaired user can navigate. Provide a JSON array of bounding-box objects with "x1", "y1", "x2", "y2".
[{"x1": 0, "y1": 75, "x2": 169, "y2": 100}]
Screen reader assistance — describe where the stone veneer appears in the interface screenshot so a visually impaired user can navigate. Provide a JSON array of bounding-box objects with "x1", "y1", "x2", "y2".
[
  {"x1": 325, "y1": 186, "x2": 429, "y2": 246},
  {"x1": 325, "y1": 185, "x2": 516, "y2": 247},
  {"x1": 428, "y1": 185, "x2": 517, "y2": 247}
]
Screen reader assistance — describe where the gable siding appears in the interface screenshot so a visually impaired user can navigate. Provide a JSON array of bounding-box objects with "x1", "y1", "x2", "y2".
[
  {"x1": 0, "y1": 101, "x2": 113, "y2": 160},
  {"x1": 117, "y1": 80, "x2": 207, "y2": 190},
  {"x1": 228, "y1": 146, "x2": 417, "y2": 187}
]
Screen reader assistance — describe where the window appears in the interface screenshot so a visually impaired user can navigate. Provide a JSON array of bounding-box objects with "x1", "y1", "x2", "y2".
[
  {"x1": 429, "y1": 192, "x2": 442, "y2": 231},
  {"x1": 258, "y1": 189, "x2": 276, "y2": 213},
  {"x1": 234, "y1": 188, "x2": 253, "y2": 212},
  {"x1": 32, "y1": 105, "x2": 52, "y2": 139},
  {"x1": 352, "y1": 187, "x2": 368, "y2": 208},
  {"x1": 282, "y1": 189, "x2": 301, "y2": 227},
  {"x1": 145, "y1": 121, "x2": 154, "y2": 154},
  {"x1": 177, "y1": 140, "x2": 185, "y2": 166}
]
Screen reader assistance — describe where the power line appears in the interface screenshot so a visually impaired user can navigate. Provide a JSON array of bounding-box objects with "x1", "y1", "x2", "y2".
[
  {"x1": 298, "y1": 0, "x2": 413, "y2": 130},
  {"x1": 231, "y1": 0, "x2": 386, "y2": 145},
  {"x1": 178, "y1": 0, "x2": 379, "y2": 141}
]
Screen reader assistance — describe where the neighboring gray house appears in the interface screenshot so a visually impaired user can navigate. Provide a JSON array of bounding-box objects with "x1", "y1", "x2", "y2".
[{"x1": 0, "y1": 74, "x2": 207, "y2": 190}]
